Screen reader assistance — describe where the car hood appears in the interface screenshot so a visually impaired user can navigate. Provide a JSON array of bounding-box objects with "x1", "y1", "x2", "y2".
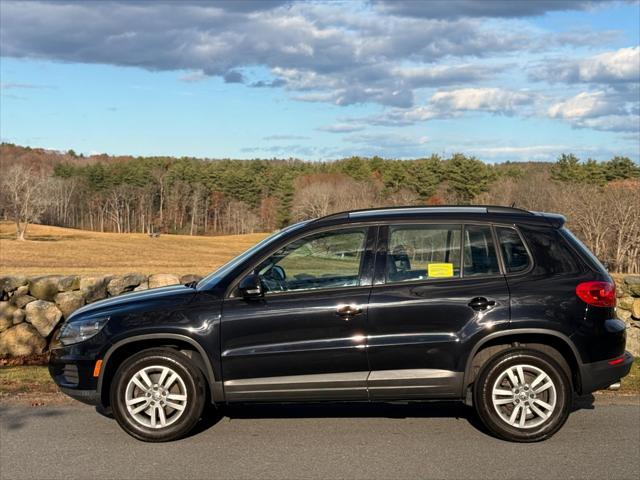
[{"x1": 67, "y1": 284, "x2": 196, "y2": 321}]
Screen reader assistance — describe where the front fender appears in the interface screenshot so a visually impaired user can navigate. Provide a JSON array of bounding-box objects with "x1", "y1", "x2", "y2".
[{"x1": 97, "y1": 333, "x2": 223, "y2": 404}]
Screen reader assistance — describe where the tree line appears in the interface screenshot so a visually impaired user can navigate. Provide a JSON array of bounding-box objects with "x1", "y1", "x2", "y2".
[{"x1": 1, "y1": 143, "x2": 638, "y2": 272}]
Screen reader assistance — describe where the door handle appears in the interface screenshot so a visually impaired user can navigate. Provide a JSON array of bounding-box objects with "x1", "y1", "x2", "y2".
[
  {"x1": 468, "y1": 297, "x2": 496, "y2": 310},
  {"x1": 335, "y1": 304, "x2": 362, "y2": 319}
]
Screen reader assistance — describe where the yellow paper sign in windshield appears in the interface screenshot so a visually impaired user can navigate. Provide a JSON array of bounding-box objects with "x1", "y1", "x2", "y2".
[{"x1": 428, "y1": 263, "x2": 454, "y2": 278}]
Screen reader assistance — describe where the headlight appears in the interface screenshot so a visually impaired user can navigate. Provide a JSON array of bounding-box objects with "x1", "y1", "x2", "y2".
[{"x1": 59, "y1": 317, "x2": 109, "y2": 346}]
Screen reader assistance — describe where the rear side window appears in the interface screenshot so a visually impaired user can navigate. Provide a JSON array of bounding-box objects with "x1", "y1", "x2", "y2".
[
  {"x1": 496, "y1": 226, "x2": 530, "y2": 273},
  {"x1": 519, "y1": 226, "x2": 582, "y2": 275},
  {"x1": 561, "y1": 228, "x2": 608, "y2": 275},
  {"x1": 463, "y1": 225, "x2": 500, "y2": 277},
  {"x1": 387, "y1": 225, "x2": 461, "y2": 283}
]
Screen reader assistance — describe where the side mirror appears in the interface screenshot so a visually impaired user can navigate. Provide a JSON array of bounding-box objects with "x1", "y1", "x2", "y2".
[{"x1": 239, "y1": 273, "x2": 263, "y2": 299}]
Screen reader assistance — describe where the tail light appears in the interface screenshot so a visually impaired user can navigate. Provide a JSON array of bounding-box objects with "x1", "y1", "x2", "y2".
[{"x1": 576, "y1": 281, "x2": 616, "y2": 307}]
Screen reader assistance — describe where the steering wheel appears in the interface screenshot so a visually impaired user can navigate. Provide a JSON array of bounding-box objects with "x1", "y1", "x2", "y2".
[{"x1": 261, "y1": 265, "x2": 288, "y2": 292}]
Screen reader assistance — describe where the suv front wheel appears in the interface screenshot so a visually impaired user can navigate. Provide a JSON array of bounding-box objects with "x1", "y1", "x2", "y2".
[
  {"x1": 110, "y1": 348, "x2": 206, "y2": 442},
  {"x1": 474, "y1": 348, "x2": 572, "y2": 442}
]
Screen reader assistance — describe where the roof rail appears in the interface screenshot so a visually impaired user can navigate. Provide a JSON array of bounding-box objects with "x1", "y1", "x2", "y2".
[
  {"x1": 313, "y1": 205, "x2": 532, "y2": 223},
  {"x1": 484, "y1": 205, "x2": 533, "y2": 215}
]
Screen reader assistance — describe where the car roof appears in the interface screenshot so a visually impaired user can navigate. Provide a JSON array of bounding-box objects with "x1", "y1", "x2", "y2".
[{"x1": 310, "y1": 205, "x2": 565, "y2": 228}]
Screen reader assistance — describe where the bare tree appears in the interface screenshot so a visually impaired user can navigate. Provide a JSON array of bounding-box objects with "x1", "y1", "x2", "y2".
[
  {"x1": 292, "y1": 173, "x2": 379, "y2": 220},
  {"x1": 151, "y1": 165, "x2": 169, "y2": 225},
  {"x1": 0, "y1": 164, "x2": 49, "y2": 240},
  {"x1": 386, "y1": 187, "x2": 419, "y2": 206},
  {"x1": 189, "y1": 183, "x2": 207, "y2": 236},
  {"x1": 259, "y1": 196, "x2": 279, "y2": 232},
  {"x1": 606, "y1": 180, "x2": 640, "y2": 273}
]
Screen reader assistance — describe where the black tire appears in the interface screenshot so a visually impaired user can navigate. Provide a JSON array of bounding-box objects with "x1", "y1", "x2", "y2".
[
  {"x1": 110, "y1": 348, "x2": 206, "y2": 442},
  {"x1": 473, "y1": 348, "x2": 572, "y2": 442}
]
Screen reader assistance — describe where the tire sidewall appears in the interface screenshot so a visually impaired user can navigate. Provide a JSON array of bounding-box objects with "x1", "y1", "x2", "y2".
[
  {"x1": 474, "y1": 349, "x2": 572, "y2": 442},
  {"x1": 111, "y1": 349, "x2": 205, "y2": 442}
]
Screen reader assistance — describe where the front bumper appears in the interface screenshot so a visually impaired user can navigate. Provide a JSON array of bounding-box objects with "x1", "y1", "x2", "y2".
[
  {"x1": 579, "y1": 351, "x2": 634, "y2": 394},
  {"x1": 58, "y1": 386, "x2": 101, "y2": 405},
  {"x1": 49, "y1": 345, "x2": 103, "y2": 406}
]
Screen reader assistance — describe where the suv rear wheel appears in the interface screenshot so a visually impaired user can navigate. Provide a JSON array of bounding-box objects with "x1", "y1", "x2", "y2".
[
  {"x1": 110, "y1": 348, "x2": 206, "y2": 442},
  {"x1": 474, "y1": 348, "x2": 572, "y2": 442}
]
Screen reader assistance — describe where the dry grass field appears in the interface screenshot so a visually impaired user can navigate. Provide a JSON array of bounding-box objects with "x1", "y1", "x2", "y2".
[{"x1": 0, "y1": 222, "x2": 269, "y2": 276}]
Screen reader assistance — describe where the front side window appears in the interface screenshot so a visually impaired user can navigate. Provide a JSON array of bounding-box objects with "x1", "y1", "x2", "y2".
[
  {"x1": 463, "y1": 225, "x2": 500, "y2": 277},
  {"x1": 496, "y1": 226, "x2": 530, "y2": 273},
  {"x1": 257, "y1": 228, "x2": 367, "y2": 293},
  {"x1": 386, "y1": 225, "x2": 462, "y2": 283}
]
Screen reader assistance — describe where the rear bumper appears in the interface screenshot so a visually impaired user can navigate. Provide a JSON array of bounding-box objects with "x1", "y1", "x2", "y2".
[{"x1": 579, "y1": 351, "x2": 634, "y2": 394}]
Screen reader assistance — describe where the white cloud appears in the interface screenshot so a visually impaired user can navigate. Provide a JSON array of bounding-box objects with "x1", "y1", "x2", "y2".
[
  {"x1": 548, "y1": 91, "x2": 620, "y2": 119},
  {"x1": 430, "y1": 88, "x2": 535, "y2": 113},
  {"x1": 548, "y1": 90, "x2": 638, "y2": 132},
  {"x1": 536, "y1": 47, "x2": 640, "y2": 133},
  {"x1": 335, "y1": 132, "x2": 431, "y2": 158},
  {"x1": 317, "y1": 124, "x2": 365, "y2": 133},
  {"x1": 0, "y1": 1, "x2": 538, "y2": 108},
  {"x1": 578, "y1": 114, "x2": 640, "y2": 133},
  {"x1": 333, "y1": 88, "x2": 536, "y2": 129},
  {"x1": 178, "y1": 70, "x2": 207, "y2": 83},
  {"x1": 262, "y1": 134, "x2": 310, "y2": 141},
  {"x1": 576, "y1": 47, "x2": 640, "y2": 83},
  {"x1": 1, "y1": 0, "x2": 635, "y2": 144},
  {"x1": 532, "y1": 46, "x2": 640, "y2": 84},
  {"x1": 458, "y1": 143, "x2": 636, "y2": 162},
  {"x1": 470, "y1": 145, "x2": 568, "y2": 155},
  {"x1": 344, "y1": 132, "x2": 429, "y2": 148}
]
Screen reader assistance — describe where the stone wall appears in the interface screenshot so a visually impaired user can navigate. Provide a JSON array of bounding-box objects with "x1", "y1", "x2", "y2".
[
  {"x1": 1, "y1": 273, "x2": 639, "y2": 358},
  {"x1": 612, "y1": 275, "x2": 640, "y2": 356},
  {"x1": 0, "y1": 273, "x2": 202, "y2": 357}
]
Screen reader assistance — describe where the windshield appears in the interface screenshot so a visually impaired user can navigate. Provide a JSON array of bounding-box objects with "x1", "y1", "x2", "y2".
[{"x1": 196, "y1": 220, "x2": 311, "y2": 290}]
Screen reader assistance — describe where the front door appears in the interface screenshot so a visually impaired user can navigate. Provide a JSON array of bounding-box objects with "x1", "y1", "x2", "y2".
[
  {"x1": 221, "y1": 226, "x2": 375, "y2": 402},
  {"x1": 367, "y1": 223, "x2": 510, "y2": 400}
]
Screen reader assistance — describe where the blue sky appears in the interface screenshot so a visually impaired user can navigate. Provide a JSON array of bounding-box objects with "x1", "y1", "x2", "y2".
[{"x1": 1, "y1": 0, "x2": 639, "y2": 162}]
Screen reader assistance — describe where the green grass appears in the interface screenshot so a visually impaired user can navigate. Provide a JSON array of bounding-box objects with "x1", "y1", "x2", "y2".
[{"x1": 0, "y1": 366, "x2": 58, "y2": 395}]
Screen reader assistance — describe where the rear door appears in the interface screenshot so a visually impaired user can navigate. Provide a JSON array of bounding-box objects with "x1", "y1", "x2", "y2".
[
  {"x1": 220, "y1": 226, "x2": 376, "y2": 402},
  {"x1": 366, "y1": 222, "x2": 510, "y2": 400}
]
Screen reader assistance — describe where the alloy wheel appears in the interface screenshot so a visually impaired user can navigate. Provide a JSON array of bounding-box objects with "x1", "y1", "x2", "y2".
[
  {"x1": 124, "y1": 365, "x2": 188, "y2": 429},
  {"x1": 491, "y1": 363, "x2": 557, "y2": 429}
]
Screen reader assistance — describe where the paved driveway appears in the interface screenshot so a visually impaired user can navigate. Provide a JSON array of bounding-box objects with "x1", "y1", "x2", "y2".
[{"x1": 1, "y1": 396, "x2": 639, "y2": 479}]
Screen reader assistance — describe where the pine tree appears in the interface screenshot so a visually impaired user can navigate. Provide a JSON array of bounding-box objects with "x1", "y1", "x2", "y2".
[
  {"x1": 551, "y1": 153, "x2": 584, "y2": 183},
  {"x1": 445, "y1": 153, "x2": 495, "y2": 203},
  {"x1": 582, "y1": 159, "x2": 607, "y2": 185},
  {"x1": 604, "y1": 156, "x2": 640, "y2": 181}
]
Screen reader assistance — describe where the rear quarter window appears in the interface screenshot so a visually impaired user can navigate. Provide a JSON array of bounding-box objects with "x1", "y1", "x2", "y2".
[
  {"x1": 560, "y1": 228, "x2": 609, "y2": 275},
  {"x1": 517, "y1": 226, "x2": 583, "y2": 275}
]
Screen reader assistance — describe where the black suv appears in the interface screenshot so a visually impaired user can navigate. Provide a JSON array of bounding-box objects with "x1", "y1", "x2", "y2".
[{"x1": 49, "y1": 206, "x2": 633, "y2": 442}]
